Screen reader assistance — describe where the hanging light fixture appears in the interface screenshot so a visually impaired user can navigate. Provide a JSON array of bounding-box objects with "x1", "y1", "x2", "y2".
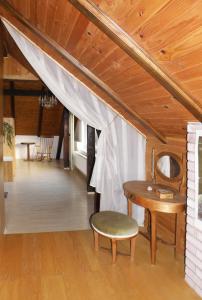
[{"x1": 39, "y1": 87, "x2": 58, "y2": 108}]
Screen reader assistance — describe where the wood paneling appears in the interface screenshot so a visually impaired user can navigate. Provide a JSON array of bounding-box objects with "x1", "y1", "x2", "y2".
[
  {"x1": 91, "y1": 0, "x2": 202, "y2": 108},
  {"x1": 0, "y1": 5, "x2": 166, "y2": 142},
  {"x1": 4, "y1": 161, "x2": 13, "y2": 181},
  {"x1": 15, "y1": 95, "x2": 39, "y2": 135},
  {"x1": 3, "y1": 94, "x2": 63, "y2": 136},
  {"x1": 69, "y1": 0, "x2": 201, "y2": 121},
  {"x1": 0, "y1": 0, "x2": 199, "y2": 140},
  {"x1": 0, "y1": 23, "x2": 5, "y2": 232},
  {"x1": 3, "y1": 56, "x2": 38, "y2": 80},
  {"x1": 2, "y1": 26, "x2": 39, "y2": 78},
  {"x1": 41, "y1": 103, "x2": 64, "y2": 136},
  {"x1": 3, "y1": 76, "x2": 63, "y2": 136},
  {"x1": 145, "y1": 137, "x2": 186, "y2": 253},
  {"x1": 4, "y1": 79, "x2": 42, "y2": 90}
]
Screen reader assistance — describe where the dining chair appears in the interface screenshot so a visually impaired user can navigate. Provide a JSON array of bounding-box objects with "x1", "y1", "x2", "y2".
[{"x1": 35, "y1": 136, "x2": 54, "y2": 161}]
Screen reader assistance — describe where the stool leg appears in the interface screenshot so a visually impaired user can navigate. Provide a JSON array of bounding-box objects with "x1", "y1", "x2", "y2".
[
  {"x1": 112, "y1": 239, "x2": 117, "y2": 263},
  {"x1": 130, "y1": 236, "x2": 137, "y2": 261},
  {"x1": 94, "y1": 230, "x2": 99, "y2": 251}
]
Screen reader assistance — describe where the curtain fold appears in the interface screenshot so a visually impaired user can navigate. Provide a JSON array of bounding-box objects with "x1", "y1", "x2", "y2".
[{"x1": 3, "y1": 18, "x2": 146, "y2": 224}]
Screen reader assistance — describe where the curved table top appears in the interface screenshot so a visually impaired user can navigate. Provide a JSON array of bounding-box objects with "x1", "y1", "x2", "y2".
[{"x1": 123, "y1": 181, "x2": 186, "y2": 213}]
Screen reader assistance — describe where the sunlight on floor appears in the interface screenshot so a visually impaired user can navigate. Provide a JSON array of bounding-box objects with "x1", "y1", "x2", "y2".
[{"x1": 4, "y1": 160, "x2": 94, "y2": 234}]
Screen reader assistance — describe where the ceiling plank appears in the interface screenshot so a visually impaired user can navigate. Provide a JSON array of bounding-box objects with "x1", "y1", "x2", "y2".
[
  {"x1": 0, "y1": 0, "x2": 167, "y2": 143},
  {"x1": 2, "y1": 25, "x2": 39, "y2": 78},
  {"x1": 68, "y1": 0, "x2": 202, "y2": 122}
]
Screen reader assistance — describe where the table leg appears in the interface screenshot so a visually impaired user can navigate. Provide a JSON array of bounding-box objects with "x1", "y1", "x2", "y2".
[
  {"x1": 130, "y1": 236, "x2": 137, "y2": 261},
  {"x1": 147, "y1": 209, "x2": 151, "y2": 239},
  {"x1": 94, "y1": 230, "x2": 99, "y2": 251},
  {"x1": 111, "y1": 239, "x2": 117, "y2": 263},
  {"x1": 150, "y1": 210, "x2": 157, "y2": 265},
  {"x1": 27, "y1": 144, "x2": 30, "y2": 161},
  {"x1": 128, "y1": 199, "x2": 132, "y2": 217},
  {"x1": 175, "y1": 212, "x2": 182, "y2": 258}
]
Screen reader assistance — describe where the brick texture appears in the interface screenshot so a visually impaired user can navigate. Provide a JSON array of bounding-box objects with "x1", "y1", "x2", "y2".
[{"x1": 185, "y1": 122, "x2": 202, "y2": 298}]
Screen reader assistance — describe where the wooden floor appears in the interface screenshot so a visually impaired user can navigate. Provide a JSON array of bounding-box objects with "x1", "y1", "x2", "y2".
[
  {"x1": 4, "y1": 160, "x2": 94, "y2": 234},
  {"x1": 0, "y1": 231, "x2": 200, "y2": 300}
]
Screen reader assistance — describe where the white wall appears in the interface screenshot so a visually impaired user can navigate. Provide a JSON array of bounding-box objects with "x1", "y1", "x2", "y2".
[
  {"x1": 73, "y1": 151, "x2": 87, "y2": 176},
  {"x1": 15, "y1": 135, "x2": 63, "y2": 160}
]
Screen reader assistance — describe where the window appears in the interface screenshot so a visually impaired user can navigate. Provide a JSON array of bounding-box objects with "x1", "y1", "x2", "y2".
[{"x1": 75, "y1": 119, "x2": 87, "y2": 155}]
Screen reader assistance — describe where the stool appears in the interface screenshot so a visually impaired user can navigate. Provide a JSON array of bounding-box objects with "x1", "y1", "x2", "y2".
[{"x1": 90, "y1": 211, "x2": 138, "y2": 263}]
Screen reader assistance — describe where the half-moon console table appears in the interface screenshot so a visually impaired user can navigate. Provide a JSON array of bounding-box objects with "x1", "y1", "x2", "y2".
[{"x1": 123, "y1": 180, "x2": 186, "y2": 264}]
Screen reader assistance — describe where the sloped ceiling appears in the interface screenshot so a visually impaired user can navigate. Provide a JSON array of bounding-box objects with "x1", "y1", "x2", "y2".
[
  {"x1": 0, "y1": 0, "x2": 201, "y2": 143},
  {"x1": 3, "y1": 56, "x2": 38, "y2": 80}
]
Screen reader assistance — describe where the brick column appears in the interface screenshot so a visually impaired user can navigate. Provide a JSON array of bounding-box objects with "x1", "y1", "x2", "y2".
[{"x1": 185, "y1": 122, "x2": 202, "y2": 297}]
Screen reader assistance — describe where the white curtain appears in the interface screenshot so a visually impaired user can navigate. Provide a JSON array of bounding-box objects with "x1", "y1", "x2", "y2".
[{"x1": 3, "y1": 18, "x2": 146, "y2": 224}]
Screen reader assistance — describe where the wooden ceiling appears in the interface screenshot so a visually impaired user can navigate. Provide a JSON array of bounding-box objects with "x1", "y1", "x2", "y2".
[
  {"x1": 3, "y1": 56, "x2": 38, "y2": 80},
  {"x1": 0, "y1": 0, "x2": 201, "y2": 142}
]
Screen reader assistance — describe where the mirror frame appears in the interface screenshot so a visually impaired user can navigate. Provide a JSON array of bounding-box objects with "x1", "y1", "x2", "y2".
[{"x1": 155, "y1": 151, "x2": 183, "y2": 183}]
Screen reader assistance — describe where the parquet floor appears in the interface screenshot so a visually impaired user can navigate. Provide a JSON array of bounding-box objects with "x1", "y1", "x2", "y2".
[
  {"x1": 0, "y1": 231, "x2": 200, "y2": 300},
  {"x1": 4, "y1": 160, "x2": 94, "y2": 234}
]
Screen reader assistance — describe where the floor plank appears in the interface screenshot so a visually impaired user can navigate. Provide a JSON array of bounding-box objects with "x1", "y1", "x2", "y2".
[
  {"x1": 4, "y1": 160, "x2": 94, "y2": 234},
  {"x1": 0, "y1": 231, "x2": 200, "y2": 300}
]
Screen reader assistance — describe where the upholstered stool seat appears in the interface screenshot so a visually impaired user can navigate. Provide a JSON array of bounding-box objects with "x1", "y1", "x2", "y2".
[{"x1": 91, "y1": 211, "x2": 138, "y2": 263}]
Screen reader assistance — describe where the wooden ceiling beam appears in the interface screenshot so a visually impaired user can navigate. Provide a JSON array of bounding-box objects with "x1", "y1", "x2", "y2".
[
  {"x1": 0, "y1": 0, "x2": 167, "y2": 143},
  {"x1": 69, "y1": 0, "x2": 202, "y2": 122},
  {"x1": 4, "y1": 88, "x2": 41, "y2": 96}
]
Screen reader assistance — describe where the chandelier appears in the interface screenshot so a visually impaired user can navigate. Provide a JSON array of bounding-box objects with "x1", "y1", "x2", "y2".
[{"x1": 39, "y1": 87, "x2": 58, "y2": 108}]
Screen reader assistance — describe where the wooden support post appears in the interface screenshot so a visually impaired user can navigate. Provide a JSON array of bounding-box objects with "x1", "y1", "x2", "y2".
[
  {"x1": 10, "y1": 81, "x2": 15, "y2": 119},
  {"x1": 63, "y1": 108, "x2": 69, "y2": 169},
  {"x1": 0, "y1": 25, "x2": 5, "y2": 232},
  {"x1": 56, "y1": 108, "x2": 65, "y2": 160},
  {"x1": 87, "y1": 125, "x2": 95, "y2": 192},
  {"x1": 37, "y1": 104, "x2": 43, "y2": 137},
  {"x1": 94, "y1": 192, "x2": 100, "y2": 213}
]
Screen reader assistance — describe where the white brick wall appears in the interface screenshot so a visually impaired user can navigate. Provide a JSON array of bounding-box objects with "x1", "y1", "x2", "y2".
[{"x1": 185, "y1": 122, "x2": 202, "y2": 298}]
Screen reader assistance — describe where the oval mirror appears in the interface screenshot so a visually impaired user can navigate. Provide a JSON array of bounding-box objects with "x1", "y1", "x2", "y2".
[{"x1": 155, "y1": 152, "x2": 182, "y2": 181}]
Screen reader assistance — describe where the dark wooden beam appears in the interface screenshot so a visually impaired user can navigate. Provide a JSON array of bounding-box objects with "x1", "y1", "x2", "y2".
[
  {"x1": 63, "y1": 108, "x2": 70, "y2": 168},
  {"x1": 94, "y1": 192, "x2": 100, "y2": 213},
  {"x1": 4, "y1": 88, "x2": 41, "y2": 96},
  {"x1": 37, "y1": 104, "x2": 43, "y2": 137},
  {"x1": 69, "y1": 0, "x2": 202, "y2": 122},
  {"x1": 87, "y1": 125, "x2": 95, "y2": 192},
  {"x1": 56, "y1": 108, "x2": 65, "y2": 160},
  {"x1": 9, "y1": 81, "x2": 15, "y2": 118},
  {"x1": 0, "y1": 0, "x2": 167, "y2": 143},
  {"x1": 0, "y1": 22, "x2": 5, "y2": 232}
]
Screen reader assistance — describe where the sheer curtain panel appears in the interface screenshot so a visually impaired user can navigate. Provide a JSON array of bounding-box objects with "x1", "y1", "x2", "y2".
[{"x1": 3, "y1": 18, "x2": 146, "y2": 224}]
